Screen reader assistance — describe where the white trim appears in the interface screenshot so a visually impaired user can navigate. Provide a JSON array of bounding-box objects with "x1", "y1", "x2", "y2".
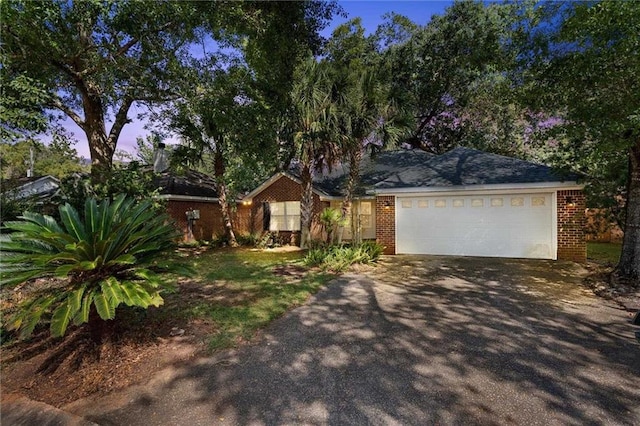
[
  {"x1": 372, "y1": 181, "x2": 582, "y2": 197},
  {"x1": 157, "y1": 194, "x2": 219, "y2": 202}
]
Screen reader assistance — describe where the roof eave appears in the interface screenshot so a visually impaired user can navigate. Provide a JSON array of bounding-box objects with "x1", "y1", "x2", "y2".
[{"x1": 368, "y1": 181, "x2": 583, "y2": 196}]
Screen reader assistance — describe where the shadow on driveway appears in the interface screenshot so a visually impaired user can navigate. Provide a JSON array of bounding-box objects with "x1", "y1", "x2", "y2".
[{"x1": 71, "y1": 256, "x2": 640, "y2": 425}]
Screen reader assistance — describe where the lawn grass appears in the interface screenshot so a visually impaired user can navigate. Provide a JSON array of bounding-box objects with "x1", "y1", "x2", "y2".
[
  {"x1": 587, "y1": 242, "x2": 622, "y2": 264},
  {"x1": 173, "y1": 248, "x2": 334, "y2": 350}
]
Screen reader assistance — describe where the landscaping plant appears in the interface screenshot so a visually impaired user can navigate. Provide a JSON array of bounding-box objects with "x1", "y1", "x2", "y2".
[
  {"x1": 0, "y1": 195, "x2": 180, "y2": 341},
  {"x1": 304, "y1": 241, "x2": 384, "y2": 272}
]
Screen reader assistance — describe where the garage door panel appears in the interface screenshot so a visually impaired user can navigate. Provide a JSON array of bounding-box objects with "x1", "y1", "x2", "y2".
[{"x1": 396, "y1": 193, "x2": 553, "y2": 259}]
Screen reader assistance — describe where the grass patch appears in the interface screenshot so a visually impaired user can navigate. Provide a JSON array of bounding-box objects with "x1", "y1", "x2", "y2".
[
  {"x1": 173, "y1": 248, "x2": 334, "y2": 351},
  {"x1": 587, "y1": 242, "x2": 622, "y2": 264}
]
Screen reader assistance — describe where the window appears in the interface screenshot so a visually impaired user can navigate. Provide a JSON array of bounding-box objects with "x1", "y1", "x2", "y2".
[
  {"x1": 359, "y1": 201, "x2": 373, "y2": 228},
  {"x1": 269, "y1": 201, "x2": 300, "y2": 231}
]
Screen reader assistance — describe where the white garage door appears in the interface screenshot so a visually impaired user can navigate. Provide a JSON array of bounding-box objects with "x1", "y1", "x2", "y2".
[{"x1": 396, "y1": 193, "x2": 555, "y2": 259}]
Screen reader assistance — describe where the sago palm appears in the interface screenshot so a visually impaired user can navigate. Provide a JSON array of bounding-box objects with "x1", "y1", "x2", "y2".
[{"x1": 0, "y1": 195, "x2": 180, "y2": 340}]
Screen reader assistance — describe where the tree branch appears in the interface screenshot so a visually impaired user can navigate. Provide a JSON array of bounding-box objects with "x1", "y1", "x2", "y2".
[
  {"x1": 50, "y1": 95, "x2": 86, "y2": 129},
  {"x1": 107, "y1": 96, "x2": 134, "y2": 147}
]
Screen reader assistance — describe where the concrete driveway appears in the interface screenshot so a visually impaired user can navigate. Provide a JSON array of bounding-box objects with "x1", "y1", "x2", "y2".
[{"x1": 68, "y1": 256, "x2": 640, "y2": 425}]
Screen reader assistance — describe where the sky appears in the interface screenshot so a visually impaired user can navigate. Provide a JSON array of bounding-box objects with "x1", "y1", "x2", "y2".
[{"x1": 58, "y1": 1, "x2": 453, "y2": 160}]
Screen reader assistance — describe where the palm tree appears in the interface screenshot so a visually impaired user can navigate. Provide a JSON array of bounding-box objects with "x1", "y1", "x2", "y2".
[
  {"x1": 335, "y1": 66, "x2": 411, "y2": 243},
  {"x1": 290, "y1": 57, "x2": 341, "y2": 248}
]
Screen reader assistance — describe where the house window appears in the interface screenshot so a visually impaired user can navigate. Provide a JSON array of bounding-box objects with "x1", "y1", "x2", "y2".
[
  {"x1": 359, "y1": 202, "x2": 372, "y2": 228},
  {"x1": 269, "y1": 201, "x2": 300, "y2": 231}
]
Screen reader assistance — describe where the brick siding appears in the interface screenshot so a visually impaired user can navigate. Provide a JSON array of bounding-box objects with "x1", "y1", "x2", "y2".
[
  {"x1": 375, "y1": 196, "x2": 396, "y2": 255},
  {"x1": 249, "y1": 175, "x2": 328, "y2": 243},
  {"x1": 166, "y1": 200, "x2": 251, "y2": 242},
  {"x1": 557, "y1": 190, "x2": 587, "y2": 262}
]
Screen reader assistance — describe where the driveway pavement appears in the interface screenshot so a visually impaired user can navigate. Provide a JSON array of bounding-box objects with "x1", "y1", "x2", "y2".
[{"x1": 67, "y1": 256, "x2": 640, "y2": 425}]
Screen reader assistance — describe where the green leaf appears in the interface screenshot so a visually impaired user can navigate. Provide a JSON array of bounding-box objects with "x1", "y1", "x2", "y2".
[
  {"x1": 84, "y1": 198, "x2": 99, "y2": 235},
  {"x1": 59, "y1": 203, "x2": 87, "y2": 241},
  {"x1": 73, "y1": 291, "x2": 93, "y2": 326},
  {"x1": 101, "y1": 277, "x2": 123, "y2": 305},
  {"x1": 50, "y1": 301, "x2": 74, "y2": 337},
  {"x1": 93, "y1": 293, "x2": 115, "y2": 320},
  {"x1": 18, "y1": 296, "x2": 57, "y2": 338}
]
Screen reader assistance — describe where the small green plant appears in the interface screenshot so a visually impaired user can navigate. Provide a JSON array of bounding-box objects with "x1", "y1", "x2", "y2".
[
  {"x1": 235, "y1": 233, "x2": 260, "y2": 247},
  {"x1": 318, "y1": 207, "x2": 346, "y2": 245},
  {"x1": 0, "y1": 195, "x2": 181, "y2": 341},
  {"x1": 303, "y1": 241, "x2": 384, "y2": 272}
]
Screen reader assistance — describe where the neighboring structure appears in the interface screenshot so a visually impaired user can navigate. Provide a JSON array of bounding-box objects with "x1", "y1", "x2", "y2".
[
  {"x1": 243, "y1": 147, "x2": 586, "y2": 262},
  {"x1": 1, "y1": 175, "x2": 61, "y2": 202},
  {"x1": 154, "y1": 169, "x2": 250, "y2": 242}
]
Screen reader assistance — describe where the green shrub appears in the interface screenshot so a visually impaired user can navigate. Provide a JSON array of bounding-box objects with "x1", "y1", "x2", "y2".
[
  {"x1": 303, "y1": 241, "x2": 384, "y2": 272},
  {"x1": 236, "y1": 233, "x2": 260, "y2": 247},
  {"x1": 0, "y1": 195, "x2": 182, "y2": 340}
]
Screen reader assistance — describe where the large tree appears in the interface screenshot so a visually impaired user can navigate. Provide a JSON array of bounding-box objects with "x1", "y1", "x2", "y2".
[
  {"x1": 0, "y1": 0, "x2": 217, "y2": 180},
  {"x1": 525, "y1": 1, "x2": 640, "y2": 281},
  {"x1": 384, "y1": 1, "x2": 516, "y2": 154}
]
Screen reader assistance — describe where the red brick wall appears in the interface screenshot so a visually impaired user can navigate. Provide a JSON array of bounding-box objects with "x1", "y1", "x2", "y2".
[
  {"x1": 557, "y1": 190, "x2": 587, "y2": 262},
  {"x1": 376, "y1": 196, "x2": 396, "y2": 255},
  {"x1": 249, "y1": 175, "x2": 328, "y2": 243},
  {"x1": 166, "y1": 200, "x2": 251, "y2": 242}
]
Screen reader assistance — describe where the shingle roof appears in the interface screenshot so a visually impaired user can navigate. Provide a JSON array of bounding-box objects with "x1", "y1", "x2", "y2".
[
  {"x1": 154, "y1": 169, "x2": 219, "y2": 198},
  {"x1": 309, "y1": 147, "x2": 578, "y2": 196}
]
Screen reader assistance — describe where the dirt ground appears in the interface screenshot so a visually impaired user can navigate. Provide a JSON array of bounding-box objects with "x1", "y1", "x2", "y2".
[
  {"x1": 1, "y1": 278, "x2": 214, "y2": 407},
  {"x1": 1, "y1": 257, "x2": 637, "y2": 410}
]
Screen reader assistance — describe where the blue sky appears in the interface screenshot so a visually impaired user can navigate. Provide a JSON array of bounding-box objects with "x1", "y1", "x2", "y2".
[{"x1": 65, "y1": 1, "x2": 453, "y2": 159}]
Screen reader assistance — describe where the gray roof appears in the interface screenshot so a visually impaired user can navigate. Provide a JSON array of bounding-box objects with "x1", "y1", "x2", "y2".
[
  {"x1": 153, "y1": 169, "x2": 219, "y2": 198},
  {"x1": 310, "y1": 147, "x2": 578, "y2": 196}
]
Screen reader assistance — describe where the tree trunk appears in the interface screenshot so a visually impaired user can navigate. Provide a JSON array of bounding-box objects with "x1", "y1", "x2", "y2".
[
  {"x1": 617, "y1": 141, "x2": 640, "y2": 283},
  {"x1": 300, "y1": 161, "x2": 314, "y2": 248},
  {"x1": 342, "y1": 147, "x2": 363, "y2": 243},
  {"x1": 88, "y1": 307, "x2": 113, "y2": 348},
  {"x1": 84, "y1": 93, "x2": 115, "y2": 183},
  {"x1": 214, "y1": 144, "x2": 238, "y2": 247}
]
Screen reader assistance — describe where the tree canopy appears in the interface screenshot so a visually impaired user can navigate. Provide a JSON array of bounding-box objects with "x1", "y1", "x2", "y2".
[{"x1": 1, "y1": 0, "x2": 340, "y2": 181}]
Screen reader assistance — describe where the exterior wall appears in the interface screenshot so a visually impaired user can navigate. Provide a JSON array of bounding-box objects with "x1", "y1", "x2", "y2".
[
  {"x1": 557, "y1": 190, "x2": 587, "y2": 262},
  {"x1": 374, "y1": 190, "x2": 587, "y2": 261},
  {"x1": 375, "y1": 195, "x2": 396, "y2": 255},
  {"x1": 329, "y1": 199, "x2": 376, "y2": 241},
  {"x1": 249, "y1": 175, "x2": 328, "y2": 244},
  {"x1": 166, "y1": 200, "x2": 251, "y2": 242}
]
